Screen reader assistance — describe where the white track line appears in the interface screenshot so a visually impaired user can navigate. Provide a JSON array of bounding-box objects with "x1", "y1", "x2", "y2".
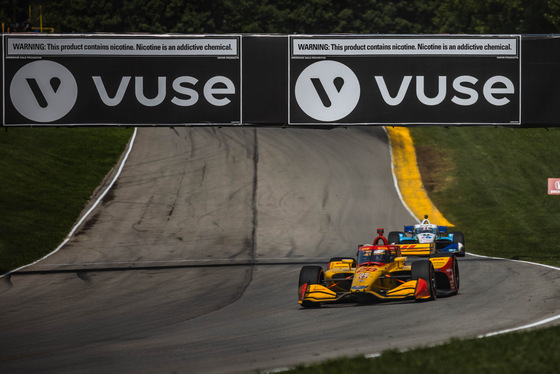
[
  {"x1": 468, "y1": 252, "x2": 560, "y2": 337},
  {"x1": 1, "y1": 127, "x2": 138, "y2": 278},
  {"x1": 480, "y1": 314, "x2": 560, "y2": 337}
]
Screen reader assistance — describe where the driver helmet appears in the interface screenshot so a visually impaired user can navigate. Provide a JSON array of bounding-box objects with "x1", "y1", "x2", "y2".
[
  {"x1": 415, "y1": 225, "x2": 436, "y2": 234},
  {"x1": 371, "y1": 248, "x2": 395, "y2": 264}
]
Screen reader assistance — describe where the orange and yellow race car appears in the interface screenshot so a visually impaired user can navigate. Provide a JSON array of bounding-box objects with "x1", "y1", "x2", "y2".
[{"x1": 298, "y1": 242, "x2": 459, "y2": 308}]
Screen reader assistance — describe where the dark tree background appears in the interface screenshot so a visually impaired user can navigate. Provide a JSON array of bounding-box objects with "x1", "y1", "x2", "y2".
[{"x1": 1, "y1": 0, "x2": 559, "y2": 34}]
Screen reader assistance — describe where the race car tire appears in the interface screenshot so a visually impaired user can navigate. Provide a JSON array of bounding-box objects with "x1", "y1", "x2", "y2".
[
  {"x1": 298, "y1": 266, "x2": 324, "y2": 288},
  {"x1": 411, "y1": 260, "x2": 437, "y2": 301},
  {"x1": 429, "y1": 253, "x2": 459, "y2": 296},
  {"x1": 450, "y1": 231, "x2": 465, "y2": 257},
  {"x1": 453, "y1": 255, "x2": 460, "y2": 294},
  {"x1": 299, "y1": 266, "x2": 324, "y2": 308},
  {"x1": 388, "y1": 231, "x2": 401, "y2": 244}
]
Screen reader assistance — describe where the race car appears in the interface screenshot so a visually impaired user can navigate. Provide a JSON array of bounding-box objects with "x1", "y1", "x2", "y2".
[
  {"x1": 298, "y1": 243, "x2": 459, "y2": 308},
  {"x1": 387, "y1": 215, "x2": 465, "y2": 256}
]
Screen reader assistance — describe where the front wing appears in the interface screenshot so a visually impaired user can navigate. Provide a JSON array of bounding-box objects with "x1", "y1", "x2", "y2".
[{"x1": 298, "y1": 279, "x2": 432, "y2": 305}]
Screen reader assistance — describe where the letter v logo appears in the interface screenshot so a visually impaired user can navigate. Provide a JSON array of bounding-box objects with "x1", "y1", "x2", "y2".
[
  {"x1": 294, "y1": 61, "x2": 360, "y2": 122},
  {"x1": 10, "y1": 60, "x2": 77, "y2": 122}
]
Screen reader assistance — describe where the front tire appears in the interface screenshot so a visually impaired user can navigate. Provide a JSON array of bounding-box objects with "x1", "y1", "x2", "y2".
[
  {"x1": 298, "y1": 266, "x2": 324, "y2": 308},
  {"x1": 411, "y1": 260, "x2": 437, "y2": 300},
  {"x1": 298, "y1": 266, "x2": 324, "y2": 287}
]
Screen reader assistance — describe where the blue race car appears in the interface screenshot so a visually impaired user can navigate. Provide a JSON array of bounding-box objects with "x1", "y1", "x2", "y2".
[{"x1": 388, "y1": 215, "x2": 465, "y2": 256}]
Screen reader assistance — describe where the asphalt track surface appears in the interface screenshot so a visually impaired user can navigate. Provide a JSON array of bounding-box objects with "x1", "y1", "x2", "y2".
[{"x1": 1, "y1": 127, "x2": 559, "y2": 373}]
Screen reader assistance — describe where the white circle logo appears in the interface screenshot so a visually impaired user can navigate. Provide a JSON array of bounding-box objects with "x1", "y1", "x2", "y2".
[
  {"x1": 294, "y1": 60, "x2": 360, "y2": 122},
  {"x1": 10, "y1": 60, "x2": 77, "y2": 122}
]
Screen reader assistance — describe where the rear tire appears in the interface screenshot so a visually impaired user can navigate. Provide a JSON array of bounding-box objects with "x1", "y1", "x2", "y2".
[
  {"x1": 453, "y1": 255, "x2": 460, "y2": 294},
  {"x1": 388, "y1": 231, "x2": 401, "y2": 244},
  {"x1": 430, "y1": 253, "x2": 459, "y2": 295},
  {"x1": 411, "y1": 260, "x2": 437, "y2": 300},
  {"x1": 451, "y1": 231, "x2": 465, "y2": 256}
]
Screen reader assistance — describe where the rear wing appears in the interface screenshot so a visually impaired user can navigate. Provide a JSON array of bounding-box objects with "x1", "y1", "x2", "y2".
[
  {"x1": 404, "y1": 225, "x2": 448, "y2": 234},
  {"x1": 399, "y1": 243, "x2": 435, "y2": 256}
]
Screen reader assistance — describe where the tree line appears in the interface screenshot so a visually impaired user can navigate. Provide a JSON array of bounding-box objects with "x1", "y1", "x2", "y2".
[{"x1": 1, "y1": 0, "x2": 559, "y2": 34}]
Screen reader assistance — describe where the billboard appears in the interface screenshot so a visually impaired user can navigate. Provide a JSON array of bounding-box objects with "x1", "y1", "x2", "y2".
[
  {"x1": 549, "y1": 178, "x2": 560, "y2": 195},
  {"x1": 2, "y1": 34, "x2": 560, "y2": 127},
  {"x1": 3, "y1": 35, "x2": 241, "y2": 126},
  {"x1": 289, "y1": 35, "x2": 521, "y2": 125}
]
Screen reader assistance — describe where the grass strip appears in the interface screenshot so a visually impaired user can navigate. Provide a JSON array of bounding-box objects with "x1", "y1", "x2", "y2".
[
  {"x1": 410, "y1": 126, "x2": 560, "y2": 267},
  {"x1": 0, "y1": 127, "x2": 132, "y2": 273},
  {"x1": 282, "y1": 325, "x2": 560, "y2": 374}
]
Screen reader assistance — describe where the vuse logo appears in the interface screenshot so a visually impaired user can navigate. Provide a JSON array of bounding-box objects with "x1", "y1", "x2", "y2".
[
  {"x1": 10, "y1": 60, "x2": 77, "y2": 122},
  {"x1": 294, "y1": 61, "x2": 360, "y2": 122}
]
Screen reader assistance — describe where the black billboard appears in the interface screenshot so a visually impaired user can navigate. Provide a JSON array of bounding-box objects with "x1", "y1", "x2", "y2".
[
  {"x1": 289, "y1": 36, "x2": 521, "y2": 125},
  {"x1": 3, "y1": 35, "x2": 241, "y2": 126},
  {"x1": 2, "y1": 34, "x2": 560, "y2": 127}
]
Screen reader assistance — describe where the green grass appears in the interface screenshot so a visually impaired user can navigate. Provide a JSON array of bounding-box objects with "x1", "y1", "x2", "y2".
[
  {"x1": 282, "y1": 325, "x2": 560, "y2": 374},
  {"x1": 0, "y1": 127, "x2": 132, "y2": 273},
  {"x1": 410, "y1": 126, "x2": 560, "y2": 267},
  {"x1": 279, "y1": 126, "x2": 560, "y2": 373}
]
